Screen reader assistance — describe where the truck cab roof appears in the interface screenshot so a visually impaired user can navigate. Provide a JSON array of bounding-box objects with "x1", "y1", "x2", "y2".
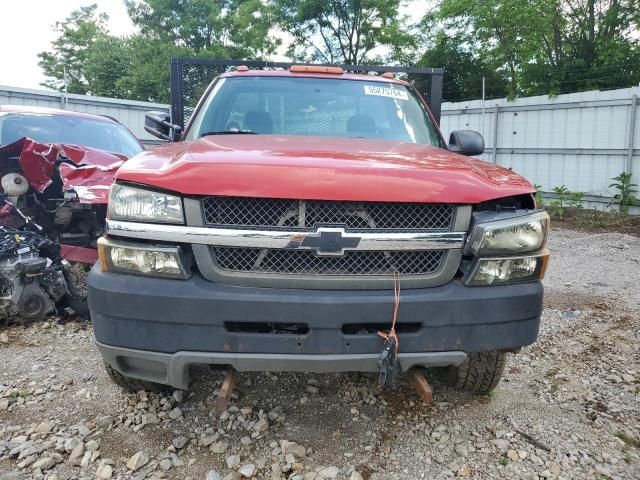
[{"x1": 219, "y1": 68, "x2": 410, "y2": 86}]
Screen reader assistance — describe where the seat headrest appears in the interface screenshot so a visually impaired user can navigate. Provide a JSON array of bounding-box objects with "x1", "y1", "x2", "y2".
[{"x1": 243, "y1": 111, "x2": 273, "y2": 134}]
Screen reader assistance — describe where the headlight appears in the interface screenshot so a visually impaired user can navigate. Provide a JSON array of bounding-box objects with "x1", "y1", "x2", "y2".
[
  {"x1": 98, "y1": 238, "x2": 191, "y2": 279},
  {"x1": 108, "y1": 183, "x2": 184, "y2": 224},
  {"x1": 466, "y1": 211, "x2": 549, "y2": 256},
  {"x1": 465, "y1": 252, "x2": 549, "y2": 286}
]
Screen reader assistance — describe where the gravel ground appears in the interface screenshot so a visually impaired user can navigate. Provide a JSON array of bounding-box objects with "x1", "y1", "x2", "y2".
[{"x1": 1, "y1": 227, "x2": 639, "y2": 480}]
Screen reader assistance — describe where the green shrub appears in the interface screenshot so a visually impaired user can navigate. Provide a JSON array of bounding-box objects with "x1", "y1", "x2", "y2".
[{"x1": 609, "y1": 172, "x2": 638, "y2": 214}]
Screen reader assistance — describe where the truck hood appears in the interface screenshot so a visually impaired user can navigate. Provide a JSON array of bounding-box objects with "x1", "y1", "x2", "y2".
[{"x1": 116, "y1": 135, "x2": 533, "y2": 203}]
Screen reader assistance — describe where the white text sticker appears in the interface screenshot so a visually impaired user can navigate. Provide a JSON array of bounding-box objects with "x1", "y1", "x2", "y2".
[{"x1": 364, "y1": 85, "x2": 408, "y2": 100}]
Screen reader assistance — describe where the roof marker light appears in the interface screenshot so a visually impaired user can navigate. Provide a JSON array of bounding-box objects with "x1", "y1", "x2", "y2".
[
  {"x1": 236, "y1": 65, "x2": 249, "y2": 72},
  {"x1": 382, "y1": 72, "x2": 395, "y2": 79},
  {"x1": 289, "y1": 65, "x2": 344, "y2": 74}
]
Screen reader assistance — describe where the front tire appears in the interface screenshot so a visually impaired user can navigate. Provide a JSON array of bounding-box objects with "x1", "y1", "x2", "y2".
[
  {"x1": 446, "y1": 350, "x2": 507, "y2": 394},
  {"x1": 104, "y1": 362, "x2": 168, "y2": 393}
]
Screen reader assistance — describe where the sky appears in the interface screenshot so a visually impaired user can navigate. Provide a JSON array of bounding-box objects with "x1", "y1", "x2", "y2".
[
  {"x1": 0, "y1": 0, "x2": 426, "y2": 91},
  {"x1": 0, "y1": 0, "x2": 135, "y2": 90}
]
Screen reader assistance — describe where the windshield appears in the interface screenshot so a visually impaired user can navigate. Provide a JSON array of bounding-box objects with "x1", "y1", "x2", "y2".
[
  {"x1": 0, "y1": 113, "x2": 143, "y2": 158},
  {"x1": 186, "y1": 76, "x2": 441, "y2": 146}
]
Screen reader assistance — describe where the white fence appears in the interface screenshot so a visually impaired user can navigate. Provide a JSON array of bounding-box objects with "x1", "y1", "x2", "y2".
[
  {"x1": 441, "y1": 87, "x2": 640, "y2": 204},
  {"x1": 0, "y1": 85, "x2": 169, "y2": 145},
  {"x1": 2, "y1": 84, "x2": 639, "y2": 205}
]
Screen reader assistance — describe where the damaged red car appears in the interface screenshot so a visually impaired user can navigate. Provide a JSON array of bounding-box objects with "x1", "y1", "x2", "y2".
[
  {"x1": 0, "y1": 106, "x2": 143, "y2": 324},
  {"x1": 0, "y1": 105, "x2": 143, "y2": 263}
]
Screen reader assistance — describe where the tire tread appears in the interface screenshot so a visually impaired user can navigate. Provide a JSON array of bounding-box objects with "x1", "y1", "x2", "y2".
[
  {"x1": 104, "y1": 362, "x2": 168, "y2": 393},
  {"x1": 447, "y1": 351, "x2": 507, "y2": 394}
]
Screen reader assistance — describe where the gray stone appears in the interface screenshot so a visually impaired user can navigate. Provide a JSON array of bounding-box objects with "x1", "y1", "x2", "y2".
[
  {"x1": 206, "y1": 471, "x2": 222, "y2": 480},
  {"x1": 226, "y1": 454, "x2": 241, "y2": 469},
  {"x1": 86, "y1": 440, "x2": 100, "y2": 451},
  {"x1": 31, "y1": 457, "x2": 55, "y2": 471},
  {"x1": 9, "y1": 440, "x2": 33, "y2": 457},
  {"x1": 455, "y1": 444, "x2": 469, "y2": 457},
  {"x1": 18, "y1": 444, "x2": 45, "y2": 459},
  {"x1": 69, "y1": 442, "x2": 85, "y2": 462},
  {"x1": 64, "y1": 437, "x2": 81, "y2": 453},
  {"x1": 172, "y1": 390, "x2": 184, "y2": 403},
  {"x1": 350, "y1": 472, "x2": 364, "y2": 480},
  {"x1": 281, "y1": 441, "x2": 307, "y2": 459},
  {"x1": 201, "y1": 434, "x2": 218, "y2": 447},
  {"x1": 127, "y1": 451, "x2": 150, "y2": 471},
  {"x1": 172, "y1": 436, "x2": 189, "y2": 449},
  {"x1": 492, "y1": 439, "x2": 510, "y2": 453},
  {"x1": 238, "y1": 464, "x2": 256, "y2": 478},
  {"x1": 95, "y1": 463, "x2": 113, "y2": 479},
  {"x1": 80, "y1": 451, "x2": 92, "y2": 468},
  {"x1": 253, "y1": 418, "x2": 269, "y2": 432},
  {"x1": 223, "y1": 473, "x2": 242, "y2": 480},
  {"x1": 316, "y1": 466, "x2": 339, "y2": 479},
  {"x1": 168, "y1": 407, "x2": 182, "y2": 420},
  {"x1": 211, "y1": 440, "x2": 229, "y2": 454},
  {"x1": 0, "y1": 473, "x2": 25, "y2": 480},
  {"x1": 35, "y1": 422, "x2": 54, "y2": 434},
  {"x1": 96, "y1": 416, "x2": 114, "y2": 429}
]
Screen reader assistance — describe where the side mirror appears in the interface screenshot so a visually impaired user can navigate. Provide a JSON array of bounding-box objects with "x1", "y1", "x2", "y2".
[
  {"x1": 448, "y1": 130, "x2": 484, "y2": 156},
  {"x1": 144, "y1": 111, "x2": 182, "y2": 142}
]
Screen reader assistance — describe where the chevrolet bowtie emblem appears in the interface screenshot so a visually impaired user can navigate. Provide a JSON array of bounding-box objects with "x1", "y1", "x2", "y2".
[{"x1": 290, "y1": 227, "x2": 361, "y2": 256}]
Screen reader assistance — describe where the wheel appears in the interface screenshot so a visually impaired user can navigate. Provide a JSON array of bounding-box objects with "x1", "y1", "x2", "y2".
[
  {"x1": 446, "y1": 350, "x2": 507, "y2": 394},
  {"x1": 60, "y1": 293, "x2": 90, "y2": 318},
  {"x1": 104, "y1": 362, "x2": 168, "y2": 393}
]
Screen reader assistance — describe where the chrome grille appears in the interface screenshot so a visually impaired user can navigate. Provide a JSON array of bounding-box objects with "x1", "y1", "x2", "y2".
[
  {"x1": 211, "y1": 247, "x2": 445, "y2": 275},
  {"x1": 202, "y1": 197, "x2": 454, "y2": 231}
]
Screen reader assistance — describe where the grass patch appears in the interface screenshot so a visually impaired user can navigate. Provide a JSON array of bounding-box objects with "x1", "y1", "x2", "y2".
[
  {"x1": 499, "y1": 457, "x2": 509, "y2": 466},
  {"x1": 615, "y1": 431, "x2": 640, "y2": 449},
  {"x1": 8, "y1": 390, "x2": 32, "y2": 398},
  {"x1": 552, "y1": 208, "x2": 640, "y2": 237}
]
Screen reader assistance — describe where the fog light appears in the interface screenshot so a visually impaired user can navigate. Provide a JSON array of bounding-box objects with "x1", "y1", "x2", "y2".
[
  {"x1": 465, "y1": 252, "x2": 548, "y2": 286},
  {"x1": 98, "y1": 238, "x2": 190, "y2": 279}
]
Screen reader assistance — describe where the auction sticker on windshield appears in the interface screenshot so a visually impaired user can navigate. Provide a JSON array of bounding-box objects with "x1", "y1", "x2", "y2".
[{"x1": 364, "y1": 85, "x2": 409, "y2": 100}]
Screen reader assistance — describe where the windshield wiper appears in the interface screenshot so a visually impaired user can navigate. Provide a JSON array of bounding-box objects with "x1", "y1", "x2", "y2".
[{"x1": 200, "y1": 130, "x2": 257, "y2": 137}]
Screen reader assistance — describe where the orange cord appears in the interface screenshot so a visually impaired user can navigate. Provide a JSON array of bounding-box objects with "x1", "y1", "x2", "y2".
[{"x1": 377, "y1": 272, "x2": 401, "y2": 354}]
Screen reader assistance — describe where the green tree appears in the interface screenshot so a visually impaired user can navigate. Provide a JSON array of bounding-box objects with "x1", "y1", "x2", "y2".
[
  {"x1": 274, "y1": 0, "x2": 415, "y2": 64},
  {"x1": 39, "y1": 1, "x2": 281, "y2": 103},
  {"x1": 437, "y1": 0, "x2": 550, "y2": 98},
  {"x1": 121, "y1": 0, "x2": 281, "y2": 102},
  {"x1": 116, "y1": 37, "x2": 189, "y2": 103},
  {"x1": 125, "y1": 0, "x2": 280, "y2": 57},
  {"x1": 415, "y1": 31, "x2": 509, "y2": 102},
  {"x1": 522, "y1": 0, "x2": 640, "y2": 95},
  {"x1": 84, "y1": 34, "x2": 134, "y2": 99},
  {"x1": 38, "y1": 4, "x2": 110, "y2": 94},
  {"x1": 433, "y1": 0, "x2": 640, "y2": 98}
]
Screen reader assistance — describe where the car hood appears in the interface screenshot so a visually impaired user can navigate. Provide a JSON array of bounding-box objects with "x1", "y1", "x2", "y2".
[{"x1": 116, "y1": 135, "x2": 533, "y2": 203}]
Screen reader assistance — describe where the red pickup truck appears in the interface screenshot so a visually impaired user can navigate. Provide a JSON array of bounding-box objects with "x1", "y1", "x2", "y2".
[{"x1": 88, "y1": 66, "x2": 549, "y2": 394}]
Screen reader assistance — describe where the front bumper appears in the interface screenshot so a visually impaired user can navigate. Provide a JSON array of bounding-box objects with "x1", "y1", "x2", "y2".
[{"x1": 88, "y1": 266, "x2": 543, "y2": 389}]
